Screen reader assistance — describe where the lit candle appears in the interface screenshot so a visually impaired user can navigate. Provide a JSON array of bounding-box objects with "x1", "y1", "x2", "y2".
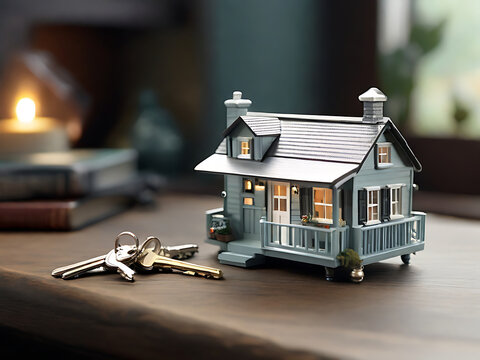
[{"x1": 0, "y1": 98, "x2": 69, "y2": 154}]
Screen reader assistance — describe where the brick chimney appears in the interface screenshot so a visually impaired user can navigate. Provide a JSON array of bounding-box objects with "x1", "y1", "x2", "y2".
[
  {"x1": 224, "y1": 91, "x2": 252, "y2": 127},
  {"x1": 358, "y1": 87, "x2": 387, "y2": 123}
]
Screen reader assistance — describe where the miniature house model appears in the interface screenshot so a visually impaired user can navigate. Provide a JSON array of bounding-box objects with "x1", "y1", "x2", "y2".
[{"x1": 195, "y1": 88, "x2": 426, "y2": 277}]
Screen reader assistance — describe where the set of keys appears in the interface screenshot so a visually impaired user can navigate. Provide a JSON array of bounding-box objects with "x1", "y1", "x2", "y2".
[{"x1": 52, "y1": 231, "x2": 223, "y2": 282}]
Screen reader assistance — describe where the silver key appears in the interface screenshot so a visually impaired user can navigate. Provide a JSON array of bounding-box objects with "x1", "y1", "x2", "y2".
[
  {"x1": 62, "y1": 246, "x2": 136, "y2": 280},
  {"x1": 52, "y1": 254, "x2": 106, "y2": 278},
  {"x1": 104, "y1": 247, "x2": 136, "y2": 282},
  {"x1": 160, "y1": 244, "x2": 199, "y2": 260},
  {"x1": 54, "y1": 231, "x2": 139, "y2": 280}
]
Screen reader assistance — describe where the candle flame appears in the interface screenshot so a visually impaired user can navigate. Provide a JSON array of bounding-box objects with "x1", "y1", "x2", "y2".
[{"x1": 16, "y1": 98, "x2": 36, "y2": 124}]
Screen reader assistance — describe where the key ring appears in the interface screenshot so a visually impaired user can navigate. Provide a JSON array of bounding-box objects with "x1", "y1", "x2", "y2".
[
  {"x1": 138, "y1": 236, "x2": 162, "y2": 255},
  {"x1": 115, "y1": 231, "x2": 139, "y2": 254}
]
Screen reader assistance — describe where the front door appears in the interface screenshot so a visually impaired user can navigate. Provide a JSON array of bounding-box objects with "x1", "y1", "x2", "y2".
[{"x1": 271, "y1": 181, "x2": 290, "y2": 244}]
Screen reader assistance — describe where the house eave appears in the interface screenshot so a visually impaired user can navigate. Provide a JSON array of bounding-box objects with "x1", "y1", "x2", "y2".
[{"x1": 194, "y1": 154, "x2": 359, "y2": 186}]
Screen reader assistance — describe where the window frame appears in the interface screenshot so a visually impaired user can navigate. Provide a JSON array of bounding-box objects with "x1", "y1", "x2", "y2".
[
  {"x1": 312, "y1": 187, "x2": 333, "y2": 224},
  {"x1": 388, "y1": 184, "x2": 404, "y2": 220},
  {"x1": 376, "y1": 142, "x2": 393, "y2": 168},
  {"x1": 365, "y1": 186, "x2": 381, "y2": 225},
  {"x1": 237, "y1": 137, "x2": 252, "y2": 159}
]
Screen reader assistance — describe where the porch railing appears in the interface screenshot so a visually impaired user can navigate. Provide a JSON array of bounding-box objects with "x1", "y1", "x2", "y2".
[
  {"x1": 352, "y1": 212, "x2": 426, "y2": 256},
  {"x1": 260, "y1": 217, "x2": 349, "y2": 258}
]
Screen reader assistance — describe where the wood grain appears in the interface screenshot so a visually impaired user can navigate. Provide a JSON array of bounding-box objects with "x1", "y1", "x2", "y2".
[{"x1": 0, "y1": 193, "x2": 479, "y2": 359}]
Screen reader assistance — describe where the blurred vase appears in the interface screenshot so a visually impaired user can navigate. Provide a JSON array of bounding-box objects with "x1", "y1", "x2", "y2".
[{"x1": 132, "y1": 90, "x2": 183, "y2": 174}]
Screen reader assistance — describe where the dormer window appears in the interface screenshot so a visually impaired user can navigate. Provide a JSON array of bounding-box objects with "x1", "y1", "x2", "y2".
[
  {"x1": 377, "y1": 143, "x2": 392, "y2": 168},
  {"x1": 237, "y1": 137, "x2": 252, "y2": 159},
  {"x1": 241, "y1": 141, "x2": 250, "y2": 155}
]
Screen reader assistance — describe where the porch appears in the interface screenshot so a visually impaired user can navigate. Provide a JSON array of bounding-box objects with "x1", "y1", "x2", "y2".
[
  {"x1": 259, "y1": 212, "x2": 426, "y2": 266},
  {"x1": 260, "y1": 217, "x2": 348, "y2": 267},
  {"x1": 206, "y1": 207, "x2": 426, "y2": 268},
  {"x1": 352, "y1": 211, "x2": 426, "y2": 265}
]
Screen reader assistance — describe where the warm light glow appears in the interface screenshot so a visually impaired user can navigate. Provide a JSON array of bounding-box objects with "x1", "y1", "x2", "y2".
[
  {"x1": 16, "y1": 98, "x2": 36, "y2": 123},
  {"x1": 243, "y1": 198, "x2": 254, "y2": 206}
]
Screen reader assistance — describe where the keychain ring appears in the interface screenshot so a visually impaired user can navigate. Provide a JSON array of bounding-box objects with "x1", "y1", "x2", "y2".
[
  {"x1": 115, "y1": 231, "x2": 139, "y2": 254},
  {"x1": 138, "y1": 236, "x2": 162, "y2": 255}
]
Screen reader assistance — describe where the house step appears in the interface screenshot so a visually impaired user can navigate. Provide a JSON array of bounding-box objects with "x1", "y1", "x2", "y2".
[{"x1": 218, "y1": 252, "x2": 265, "y2": 268}]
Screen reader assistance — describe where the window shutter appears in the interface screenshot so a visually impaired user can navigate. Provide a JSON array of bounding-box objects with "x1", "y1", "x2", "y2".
[
  {"x1": 227, "y1": 137, "x2": 232, "y2": 157},
  {"x1": 232, "y1": 139, "x2": 238, "y2": 157},
  {"x1": 300, "y1": 187, "x2": 313, "y2": 218},
  {"x1": 358, "y1": 189, "x2": 367, "y2": 224},
  {"x1": 381, "y1": 187, "x2": 391, "y2": 221}
]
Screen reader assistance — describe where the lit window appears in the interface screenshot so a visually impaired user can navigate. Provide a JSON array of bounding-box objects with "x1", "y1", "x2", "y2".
[
  {"x1": 255, "y1": 179, "x2": 265, "y2": 191},
  {"x1": 367, "y1": 188, "x2": 380, "y2": 223},
  {"x1": 244, "y1": 197, "x2": 254, "y2": 206},
  {"x1": 241, "y1": 140, "x2": 250, "y2": 155},
  {"x1": 243, "y1": 179, "x2": 253, "y2": 193},
  {"x1": 312, "y1": 188, "x2": 333, "y2": 223},
  {"x1": 241, "y1": 141, "x2": 250, "y2": 154},
  {"x1": 390, "y1": 186, "x2": 402, "y2": 218},
  {"x1": 378, "y1": 143, "x2": 391, "y2": 165},
  {"x1": 238, "y1": 138, "x2": 252, "y2": 159}
]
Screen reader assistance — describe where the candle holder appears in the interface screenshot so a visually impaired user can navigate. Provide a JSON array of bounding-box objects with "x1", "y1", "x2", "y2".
[{"x1": 0, "y1": 97, "x2": 69, "y2": 154}]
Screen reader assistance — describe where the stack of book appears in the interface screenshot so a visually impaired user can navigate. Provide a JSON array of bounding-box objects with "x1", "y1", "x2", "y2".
[{"x1": 0, "y1": 149, "x2": 144, "y2": 230}]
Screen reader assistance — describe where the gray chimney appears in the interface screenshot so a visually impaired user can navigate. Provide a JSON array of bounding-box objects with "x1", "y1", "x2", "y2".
[
  {"x1": 224, "y1": 91, "x2": 252, "y2": 127},
  {"x1": 358, "y1": 87, "x2": 387, "y2": 123}
]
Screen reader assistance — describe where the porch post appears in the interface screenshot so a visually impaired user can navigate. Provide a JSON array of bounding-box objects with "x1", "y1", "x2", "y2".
[
  {"x1": 260, "y1": 216, "x2": 266, "y2": 247},
  {"x1": 331, "y1": 188, "x2": 340, "y2": 258}
]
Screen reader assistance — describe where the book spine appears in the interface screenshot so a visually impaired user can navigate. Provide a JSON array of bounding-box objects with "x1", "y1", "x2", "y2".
[
  {"x1": 0, "y1": 171, "x2": 85, "y2": 200},
  {"x1": 0, "y1": 203, "x2": 72, "y2": 230}
]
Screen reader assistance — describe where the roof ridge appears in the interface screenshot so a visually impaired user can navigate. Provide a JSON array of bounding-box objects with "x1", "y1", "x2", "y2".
[{"x1": 247, "y1": 111, "x2": 365, "y2": 123}]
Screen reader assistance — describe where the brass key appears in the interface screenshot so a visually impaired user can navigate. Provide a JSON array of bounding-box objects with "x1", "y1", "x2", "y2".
[{"x1": 136, "y1": 237, "x2": 223, "y2": 279}]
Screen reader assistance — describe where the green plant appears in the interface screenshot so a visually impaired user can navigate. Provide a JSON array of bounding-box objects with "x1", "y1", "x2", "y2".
[
  {"x1": 215, "y1": 224, "x2": 232, "y2": 235},
  {"x1": 337, "y1": 249, "x2": 362, "y2": 269}
]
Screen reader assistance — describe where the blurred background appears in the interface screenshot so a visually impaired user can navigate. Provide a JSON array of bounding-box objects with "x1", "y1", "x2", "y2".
[{"x1": 0, "y1": 0, "x2": 479, "y2": 218}]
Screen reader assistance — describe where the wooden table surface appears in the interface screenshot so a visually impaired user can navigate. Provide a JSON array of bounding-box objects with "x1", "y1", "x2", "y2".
[{"x1": 1, "y1": 193, "x2": 479, "y2": 360}]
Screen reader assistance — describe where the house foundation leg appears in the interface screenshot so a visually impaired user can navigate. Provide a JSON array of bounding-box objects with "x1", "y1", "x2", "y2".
[
  {"x1": 401, "y1": 254, "x2": 411, "y2": 265},
  {"x1": 324, "y1": 267, "x2": 335, "y2": 281}
]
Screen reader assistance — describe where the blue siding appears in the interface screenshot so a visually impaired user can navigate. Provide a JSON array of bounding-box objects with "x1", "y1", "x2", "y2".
[
  {"x1": 352, "y1": 132, "x2": 415, "y2": 227},
  {"x1": 224, "y1": 175, "x2": 243, "y2": 239},
  {"x1": 290, "y1": 185, "x2": 301, "y2": 225}
]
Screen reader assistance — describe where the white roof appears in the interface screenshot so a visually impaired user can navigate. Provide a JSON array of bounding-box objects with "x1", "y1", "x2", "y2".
[{"x1": 195, "y1": 154, "x2": 358, "y2": 185}]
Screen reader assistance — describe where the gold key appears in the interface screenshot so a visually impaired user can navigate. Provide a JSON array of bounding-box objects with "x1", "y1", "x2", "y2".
[{"x1": 136, "y1": 237, "x2": 223, "y2": 279}]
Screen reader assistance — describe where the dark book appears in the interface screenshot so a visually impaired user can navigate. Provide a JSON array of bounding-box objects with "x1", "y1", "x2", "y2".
[
  {"x1": 0, "y1": 149, "x2": 137, "y2": 200},
  {"x1": 0, "y1": 175, "x2": 150, "y2": 230}
]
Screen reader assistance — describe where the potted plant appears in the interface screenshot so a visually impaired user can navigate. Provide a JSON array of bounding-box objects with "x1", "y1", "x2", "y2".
[
  {"x1": 336, "y1": 249, "x2": 364, "y2": 283},
  {"x1": 215, "y1": 224, "x2": 234, "y2": 242},
  {"x1": 301, "y1": 214, "x2": 312, "y2": 225}
]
